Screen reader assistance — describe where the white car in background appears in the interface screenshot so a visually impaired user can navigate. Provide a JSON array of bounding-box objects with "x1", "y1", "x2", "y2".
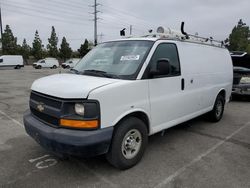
[
  {"x1": 61, "y1": 58, "x2": 80, "y2": 69},
  {"x1": 33, "y1": 58, "x2": 59, "y2": 69},
  {"x1": 0, "y1": 55, "x2": 24, "y2": 69}
]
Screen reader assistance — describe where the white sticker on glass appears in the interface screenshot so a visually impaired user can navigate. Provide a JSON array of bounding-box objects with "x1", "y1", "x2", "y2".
[{"x1": 120, "y1": 55, "x2": 140, "y2": 61}]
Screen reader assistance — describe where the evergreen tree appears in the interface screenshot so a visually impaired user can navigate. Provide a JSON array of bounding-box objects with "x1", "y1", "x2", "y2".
[
  {"x1": 47, "y1": 26, "x2": 58, "y2": 57},
  {"x1": 59, "y1": 37, "x2": 72, "y2": 61},
  {"x1": 21, "y1": 39, "x2": 31, "y2": 63},
  {"x1": 2, "y1": 25, "x2": 18, "y2": 55},
  {"x1": 32, "y1": 30, "x2": 43, "y2": 60},
  {"x1": 78, "y1": 39, "x2": 89, "y2": 57},
  {"x1": 229, "y1": 19, "x2": 250, "y2": 53}
]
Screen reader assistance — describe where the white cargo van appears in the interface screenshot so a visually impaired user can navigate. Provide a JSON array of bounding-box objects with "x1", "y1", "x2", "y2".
[
  {"x1": 0, "y1": 55, "x2": 24, "y2": 69},
  {"x1": 33, "y1": 58, "x2": 59, "y2": 69},
  {"x1": 62, "y1": 58, "x2": 80, "y2": 69},
  {"x1": 24, "y1": 24, "x2": 233, "y2": 169}
]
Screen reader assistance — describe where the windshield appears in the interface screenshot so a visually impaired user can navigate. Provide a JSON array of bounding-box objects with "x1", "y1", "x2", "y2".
[
  {"x1": 73, "y1": 40, "x2": 153, "y2": 79},
  {"x1": 37, "y1": 60, "x2": 45, "y2": 63}
]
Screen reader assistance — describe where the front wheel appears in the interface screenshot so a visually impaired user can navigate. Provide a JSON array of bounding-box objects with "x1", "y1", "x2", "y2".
[
  {"x1": 208, "y1": 94, "x2": 225, "y2": 122},
  {"x1": 106, "y1": 117, "x2": 148, "y2": 170}
]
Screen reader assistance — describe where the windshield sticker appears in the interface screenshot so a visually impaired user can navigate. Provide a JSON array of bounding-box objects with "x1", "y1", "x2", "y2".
[{"x1": 120, "y1": 55, "x2": 140, "y2": 61}]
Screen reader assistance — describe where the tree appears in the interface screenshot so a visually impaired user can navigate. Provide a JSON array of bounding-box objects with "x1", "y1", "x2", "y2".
[
  {"x1": 59, "y1": 37, "x2": 72, "y2": 61},
  {"x1": 2, "y1": 25, "x2": 18, "y2": 55},
  {"x1": 78, "y1": 39, "x2": 90, "y2": 57},
  {"x1": 21, "y1": 39, "x2": 31, "y2": 63},
  {"x1": 228, "y1": 19, "x2": 250, "y2": 53},
  {"x1": 32, "y1": 30, "x2": 43, "y2": 60},
  {"x1": 47, "y1": 26, "x2": 58, "y2": 57}
]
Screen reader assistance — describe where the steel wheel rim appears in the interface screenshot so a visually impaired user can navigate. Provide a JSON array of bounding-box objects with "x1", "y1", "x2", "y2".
[
  {"x1": 216, "y1": 100, "x2": 223, "y2": 118},
  {"x1": 121, "y1": 129, "x2": 142, "y2": 160}
]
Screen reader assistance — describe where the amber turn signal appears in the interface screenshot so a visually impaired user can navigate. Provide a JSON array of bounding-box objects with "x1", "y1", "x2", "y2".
[{"x1": 60, "y1": 119, "x2": 98, "y2": 129}]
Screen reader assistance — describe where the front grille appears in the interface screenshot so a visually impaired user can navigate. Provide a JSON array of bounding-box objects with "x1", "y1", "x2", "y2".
[
  {"x1": 30, "y1": 91, "x2": 62, "y2": 127},
  {"x1": 31, "y1": 107, "x2": 59, "y2": 126},
  {"x1": 30, "y1": 92, "x2": 62, "y2": 109}
]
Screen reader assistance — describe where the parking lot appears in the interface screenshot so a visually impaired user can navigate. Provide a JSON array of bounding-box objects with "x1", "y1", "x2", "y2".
[{"x1": 0, "y1": 66, "x2": 250, "y2": 188}]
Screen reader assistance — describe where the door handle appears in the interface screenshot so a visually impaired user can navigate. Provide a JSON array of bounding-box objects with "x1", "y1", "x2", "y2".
[{"x1": 181, "y1": 78, "x2": 185, "y2": 90}]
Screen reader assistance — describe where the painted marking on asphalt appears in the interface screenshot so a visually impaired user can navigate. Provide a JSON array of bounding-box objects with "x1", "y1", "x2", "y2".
[
  {"x1": 154, "y1": 121, "x2": 250, "y2": 188},
  {"x1": 29, "y1": 154, "x2": 58, "y2": 169},
  {"x1": 29, "y1": 154, "x2": 50, "y2": 163},
  {"x1": 35, "y1": 158, "x2": 58, "y2": 169},
  {"x1": 0, "y1": 110, "x2": 24, "y2": 128}
]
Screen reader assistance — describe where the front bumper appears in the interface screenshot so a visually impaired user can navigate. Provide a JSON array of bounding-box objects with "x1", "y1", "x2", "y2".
[
  {"x1": 232, "y1": 84, "x2": 250, "y2": 96},
  {"x1": 23, "y1": 110, "x2": 113, "y2": 157}
]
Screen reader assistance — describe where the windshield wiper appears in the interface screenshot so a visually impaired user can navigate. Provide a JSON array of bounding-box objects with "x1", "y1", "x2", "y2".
[{"x1": 83, "y1": 69, "x2": 121, "y2": 79}]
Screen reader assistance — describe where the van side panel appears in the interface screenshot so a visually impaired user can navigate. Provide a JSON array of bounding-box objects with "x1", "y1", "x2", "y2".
[
  {"x1": 176, "y1": 42, "x2": 233, "y2": 109},
  {"x1": 0, "y1": 55, "x2": 23, "y2": 67}
]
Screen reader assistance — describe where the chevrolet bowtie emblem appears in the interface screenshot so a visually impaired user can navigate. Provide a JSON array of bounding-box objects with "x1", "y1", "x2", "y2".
[{"x1": 37, "y1": 103, "x2": 45, "y2": 112}]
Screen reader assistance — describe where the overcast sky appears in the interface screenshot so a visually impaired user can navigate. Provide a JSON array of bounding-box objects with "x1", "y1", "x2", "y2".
[{"x1": 1, "y1": 0, "x2": 250, "y2": 50}]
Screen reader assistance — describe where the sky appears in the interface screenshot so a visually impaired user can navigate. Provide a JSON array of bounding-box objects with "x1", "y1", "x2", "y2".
[{"x1": 0, "y1": 0, "x2": 250, "y2": 50}]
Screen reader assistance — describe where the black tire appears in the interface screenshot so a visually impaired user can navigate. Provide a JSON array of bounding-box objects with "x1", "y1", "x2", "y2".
[
  {"x1": 37, "y1": 65, "x2": 42, "y2": 69},
  {"x1": 66, "y1": 65, "x2": 70, "y2": 69},
  {"x1": 15, "y1": 65, "x2": 21, "y2": 69},
  {"x1": 208, "y1": 94, "x2": 225, "y2": 122},
  {"x1": 106, "y1": 117, "x2": 148, "y2": 170},
  {"x1": 52, "y1": 65, "x2": 57, "y2": 69}
]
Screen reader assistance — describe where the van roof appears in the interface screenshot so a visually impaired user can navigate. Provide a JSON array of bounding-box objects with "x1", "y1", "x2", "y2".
[
  {"x1": 106, "y1": 27, "x2": 225, "y2": 49},
  {"x1": 106, "y1": 36, "x2": 225, "y2": 49}
]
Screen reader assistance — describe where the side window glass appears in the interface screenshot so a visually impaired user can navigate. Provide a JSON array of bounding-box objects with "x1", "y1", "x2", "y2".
[
  {"x1": 0, "y1": 59, "x2": 3, "y2": 63},
  {"x1": 150, "y1": 43, "x2": 180, "y2": 76}
]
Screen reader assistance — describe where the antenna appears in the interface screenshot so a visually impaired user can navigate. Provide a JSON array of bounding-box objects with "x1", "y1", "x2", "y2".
[{"x1": 181, "y1": 22, "x2": 189, "y2": 39}]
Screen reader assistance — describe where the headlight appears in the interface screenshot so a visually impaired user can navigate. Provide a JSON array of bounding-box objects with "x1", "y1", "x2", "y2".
[{"x1": 75, "y1": 103, "x2": 85, "y2": 116}]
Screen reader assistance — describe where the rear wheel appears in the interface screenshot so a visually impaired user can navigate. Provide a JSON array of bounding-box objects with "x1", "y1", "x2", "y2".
[
  {"x1": 106, "y1": 117, "x2": 148, "y2": 170},
  {"x1": 208, "y1": 94, "x2": 225, "y2": 122},
  {"x1": 52, "y1": 65, "x2": 57, "y2": 69},
  {"x1": 15, "y1": 65, "x2": 21, "y2": 69}
]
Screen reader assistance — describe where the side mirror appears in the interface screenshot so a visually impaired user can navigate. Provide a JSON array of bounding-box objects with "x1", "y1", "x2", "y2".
[{"x1": 150, "y1": 58, "x2": 170, "y2": 77}]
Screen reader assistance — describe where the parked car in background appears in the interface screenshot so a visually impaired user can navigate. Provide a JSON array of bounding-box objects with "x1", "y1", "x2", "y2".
[
  {"x1": 231, "y1": 51, "x2": 250, "y2": 68},
  {"x1": 232, "y1": 67, "x2": 250, "y2": 96},
  {"x1": 0, "y1": 55, "x2": 24, "y2": 69},
  {"x1": 61, "y1": 58, "x2": 80, "y2": 69},
  {"x1": 231, "y1": 51, "x2": 250, "y2": 97},
  {"x1": 33, "y1": 58, "x2": 59, "y2": 69}
]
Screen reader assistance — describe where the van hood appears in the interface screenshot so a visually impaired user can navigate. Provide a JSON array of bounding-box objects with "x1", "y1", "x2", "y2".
[{"x1": 31, "y1": 73, "x2": 119, "y2": 99}]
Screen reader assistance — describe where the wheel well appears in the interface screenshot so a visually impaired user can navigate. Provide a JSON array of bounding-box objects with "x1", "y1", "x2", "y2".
[
  {"x1": 218, "y1": 90, "x2": 226, "y2": 102},
  {"x1": 116, "y1": 112, "x2": 150, "y2": 134}
]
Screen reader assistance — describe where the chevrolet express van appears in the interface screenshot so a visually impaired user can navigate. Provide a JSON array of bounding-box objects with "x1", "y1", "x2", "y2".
[{"x1": 24, "y1": 26, "x2": 233, "y2": 169}]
